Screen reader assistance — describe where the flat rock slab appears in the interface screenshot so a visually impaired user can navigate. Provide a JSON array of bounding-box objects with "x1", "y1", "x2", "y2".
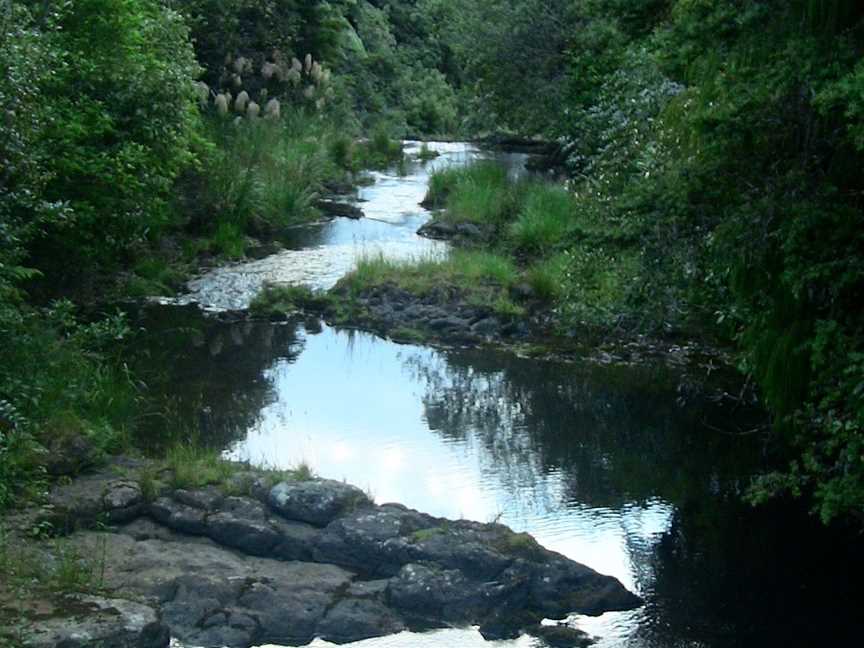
[
  {"x1": 71, "y1": 530, "x2": 362, "y2": 647},
  {"x1": 27, "y1": 469, "x2": 643, "y2": 647},
  {"x1": 20, "y1": 595, "x2": 169, "y2": 648}
]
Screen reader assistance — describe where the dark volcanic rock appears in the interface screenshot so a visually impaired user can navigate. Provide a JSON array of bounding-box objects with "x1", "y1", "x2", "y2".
[
  {"x1": 317, "y1": 598, "x2": 406, "y2": 644},
  {"x1": 316, "y1": 199, "x2": 363, "y2": 219},
  {"x1": 150, "y1": 496, "x2": 208, "y2": 535},
  {"x1": 44, "y1": 434, "x2": 98, "y2": 477},
  {"x1": 417, "y1": 218, "x2": 493, "y2": 242},
  {"x1": 44, "y1": 468, "x2": 145, "y2": 530},
  {"x1": 34, "y1": 465, "x2": 641, "y2": 648},
  {"x1": 386, "y1": 562, "x2": 498, "y2": 623},
  {"x1": 21, "y1": 595, "x2": 169, "y2": 648},
  {"x1": 245, "y1": 242, "x2": 283, "y2": 260},
  {"x1": 529, "y1": 624, "x2": 594, "y2": 648},
  {"x1": 269, "y1": 479, "x2": 371, "y2": 526},
  {"x1": 206, "y1": 497, "x2": 281, "y2": 556}
]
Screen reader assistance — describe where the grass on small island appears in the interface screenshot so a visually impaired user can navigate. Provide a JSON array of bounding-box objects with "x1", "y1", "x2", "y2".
[
  {"x1": 339, "y1": 250, "x2": 526, "y2": 318},
  {"x1": 424, "y1": 163, "x2": 518, "y2": 225},
  {"x1": 249, "y1": 283, "x2": 332, "y2": 316},
  {"x1": 417, "y1": 143, "x2": 440, "y2": 162},
  {"x1": 417, "y1": 162, "x2": 641, "y2": 328}
]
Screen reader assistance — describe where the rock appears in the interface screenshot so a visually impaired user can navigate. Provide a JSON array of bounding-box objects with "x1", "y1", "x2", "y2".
[
  {"x1": 510, "y1": 282, "x2": 536, "y2": 302},
  {"x1": 149, "y1": 497, "x2": 207, "y2": 536},
  {"x1": 471, "y1": 317, "x2": 501, "y2": 336},
  {"x1": 455, "y1": 222, "x2": 484, "y2": 239},
  {"x1": 316, "y1": 598, "x2": 406, "y2": 643},
  {"x1": 270, "y1": 517, "x2": 319, "y2": 561},
  {"x1": 346, "y1": 579, "x2": 390, "y2": 600},
  {"x1": 245, "y1": 242, "x2": 283, "y2": 260},
  {"x1": 428, "y1": 316, "x2": 469, "y2": 332},
  {"x1": 323, "y1": 180, "x2": 355, "y2": 195},
  {"x1": 313, "y1": 503, "x2": 434, "y2": 576},
  {"x1": 386, "y1": 562, "x2": 492, "y2": 623},
  {"x1": 417, "y1": 219, "x2": 490, "y2": 242},
  {"x1": 206, "y1": 497, "x2": 281, "y2": 556},
  {"x1": 68, "y1": 531, "x2": 356, "y2": 647},
  {"x1": 528, "y1": 559, "x2": 643, "y2": 617},
  {"x1": 269, "y1": 479, "x2": 370, "y2": 526},
  {"x1": 21, "y1": 595, "x2": 169, "y2": 648},
  {"x1": 528, "y1": 623, "x2": 594, "y2": 648},
  {"x1": 417, "y1": 220, "x2": 456, "y2": 240},
  {"x1": 29, "y1": 464, "x2": 642, "y2": 648},
  {"x1": 316, "y1": 200, "x2": 363, "y2": 219},
  {"x1": 44, "y1": 470, "x2": 145, "y2": 531},
  {"x1": 173, "y1": 486, "x2": 224, "y2": 511},
  {"x1": 44, "y1": 434, "x2": 97, "y2": 477}
]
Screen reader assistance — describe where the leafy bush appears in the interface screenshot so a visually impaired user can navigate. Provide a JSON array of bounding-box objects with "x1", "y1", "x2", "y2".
[
  {"x1": 28, "y1": 0, "x2": 202, "y2": 277},
  {"x1": 0, "y1": 301, "x2": 139, "y2": 509}
]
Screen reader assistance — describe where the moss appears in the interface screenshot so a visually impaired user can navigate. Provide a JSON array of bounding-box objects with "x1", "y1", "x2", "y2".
[
  {"x1": 249, "y1": 283, "x2": 332, "y2": 316},
  {"x1": 409, "y1": 526, "x2": 448, "y2": 543},
  {"x1": 494, "y1": 531, "x2": 547, "y2": 562},
  {"x1": 390, "y1": 327, "x2": 427, "y2": 344}
]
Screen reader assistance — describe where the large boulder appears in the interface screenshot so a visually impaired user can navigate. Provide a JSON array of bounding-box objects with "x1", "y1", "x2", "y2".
[{"x1": 269, "y1": 479, "x2": 371, "y2": 526}]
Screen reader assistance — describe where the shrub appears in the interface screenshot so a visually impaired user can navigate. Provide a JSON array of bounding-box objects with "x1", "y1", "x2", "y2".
[{"x1": 30, "y1": 0, "x2": 202, "y2": 277}]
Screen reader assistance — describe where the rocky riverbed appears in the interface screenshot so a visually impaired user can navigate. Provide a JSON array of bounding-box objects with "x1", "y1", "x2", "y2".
[{"x1": 5, "y1": 458, "x2": 642, "y2": 648}]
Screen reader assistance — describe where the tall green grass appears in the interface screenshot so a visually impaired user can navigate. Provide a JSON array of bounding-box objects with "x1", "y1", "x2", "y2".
[
  {"x1": 197, "y1": 115, "x2": 345, "y2": 251},
  {"x1": 508, "y1": 184, "x2": 575, "y2": 255},
  {"x1": 340, "y1": 250, "x2": 523, "y2": 318},
  {"x1": 0, "y1": 302, "x2": 140, "y2": 509},
  {"x1": 346, "y1": 250, "x2": 518, "y2": 294},
  {"x1": 425, "y1": 163, "x2": 514, "y2": 224}
]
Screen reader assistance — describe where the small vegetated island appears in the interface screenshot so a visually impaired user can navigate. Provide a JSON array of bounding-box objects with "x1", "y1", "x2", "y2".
[{"x1": 2, "y1": 1, "x2": 864, "y2": 647}]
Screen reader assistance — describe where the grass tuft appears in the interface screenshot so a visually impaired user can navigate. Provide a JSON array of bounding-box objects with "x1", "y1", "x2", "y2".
[
  {"x1": 508, "y1": 184, "x2": 575, "y2": 255},
  {"x1": 249, "y1": 283, "x2": 331, "y2": 316}
]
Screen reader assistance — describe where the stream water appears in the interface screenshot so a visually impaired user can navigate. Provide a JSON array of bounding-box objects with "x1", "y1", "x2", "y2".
[{"x1": 137, "y1": 142, "x2": 860, "y2": 648}]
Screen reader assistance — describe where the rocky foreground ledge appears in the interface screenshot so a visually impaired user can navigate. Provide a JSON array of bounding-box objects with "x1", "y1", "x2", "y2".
[{"x1": 10, "y1": 459, "x2": 641, "y2": 648}]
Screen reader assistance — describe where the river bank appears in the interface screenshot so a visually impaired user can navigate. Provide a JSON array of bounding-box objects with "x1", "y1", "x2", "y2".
[{"x1": 2, "y1": 456, "x2": 640, "y2": 647}]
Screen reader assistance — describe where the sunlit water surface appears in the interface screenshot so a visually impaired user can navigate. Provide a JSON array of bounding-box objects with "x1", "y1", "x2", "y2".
[
  {"x1": 139, "y1": 142, "x2": 859, "y2": 648},
  {"x1": 165, "y1": 142, "x2": 527, "y2": 311}
]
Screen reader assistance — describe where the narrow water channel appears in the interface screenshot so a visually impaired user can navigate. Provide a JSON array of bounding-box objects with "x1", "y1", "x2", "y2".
[{"x1": 136, "y1": 143, "x2": 860, "y2": 648}]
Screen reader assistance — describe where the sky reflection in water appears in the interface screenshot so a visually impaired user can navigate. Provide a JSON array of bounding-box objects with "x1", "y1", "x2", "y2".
[{"x1": 225, "y1": 323, "x2": 679, "y2": 647}]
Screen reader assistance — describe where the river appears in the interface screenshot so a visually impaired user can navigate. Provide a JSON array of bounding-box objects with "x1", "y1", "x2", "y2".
[{"x1": 134, "y1": 142, "x2": 860, "y2": 648}]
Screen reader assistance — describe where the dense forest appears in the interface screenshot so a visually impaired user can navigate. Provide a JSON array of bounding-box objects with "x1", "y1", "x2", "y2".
[{"x1": 1, "y1": 0, "x2": 863, "y2": 533}]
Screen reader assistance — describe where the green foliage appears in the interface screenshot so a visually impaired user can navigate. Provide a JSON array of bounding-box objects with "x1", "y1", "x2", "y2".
[
  {"x1": 437, "y1": 163, "x2": 515, "y2": 226},
  {"x1": 356, "y1": 127, "x2": 405, "y2": 169},
  {"x1": 249, "y1": 283, "x2": 331, "y2": 316},
  {"x1": 508, "y1": 184, "x2": 575, "y2": 256},
  {"x1": 192, "y1": 117, "x2": 336, "y2": 247},
  {"x1": 524, "y1": 0, "x2": 864, "y2": 520},
  {"x1": 165, "y1": 442, "x2": 236, "y2": 490},
  {"x1": 341, "y1": 250, "x2": 522, "y2": 318},
  {"x1": 29, "y1": 0, "x2": 202, "y2": 277},
  {"x1": 0, "y1": 301, "x2": 139, "y2": 509},
  {"x1": 525, "y1": 253, "x2": 569, "y2": 303}
]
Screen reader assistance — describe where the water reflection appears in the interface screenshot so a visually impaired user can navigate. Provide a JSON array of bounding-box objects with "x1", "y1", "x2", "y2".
[{"x1": 132, "y1": 312, "x2": 861, "y2": 648}]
